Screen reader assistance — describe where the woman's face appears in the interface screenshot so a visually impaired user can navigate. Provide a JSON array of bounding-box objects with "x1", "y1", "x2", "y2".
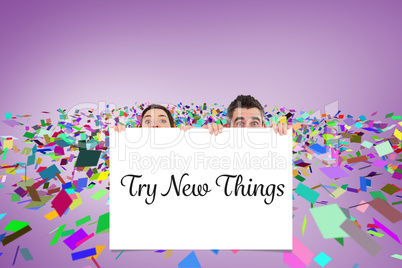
[{"x1": 142, "y1": 108, "x2": 172, "y2": 128}]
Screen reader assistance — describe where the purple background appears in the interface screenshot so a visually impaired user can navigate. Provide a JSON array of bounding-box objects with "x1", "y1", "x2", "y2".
[{"x1": 1, "y1": 0, "x2": 402, "y2": 267}]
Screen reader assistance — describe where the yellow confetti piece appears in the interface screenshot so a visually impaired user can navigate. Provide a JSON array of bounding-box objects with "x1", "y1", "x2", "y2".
[
  {"x1": 70, "y1": 192, "x2": 83, "y2": 210},
  {"x1": 330, "y1": 188, "x2": 346, "y2": 199},
  {"x1": 20, "y1": 175, "x2": 30, "y2": 181},
  {"x1": 2, "y1": 139, "x2": 13, "y2": 150},
  {"x1": 310, "y1": 130, "x2": 320, "y2": 137},
  {"x1": 86, "y1": 245, "x2": 106, "y2": 260},
  {"x1": 280, "y1": 116, "x2": 287, "y2": 123},
  {"x1": 44, "y1": 210, "x2": 59, "y2": 221},
  {"x1": 394, "y1": 128, "x2": 402, "y2": 140},
  {"x1": 5, "y1": 167, "x2": 17, "y2": 175},
  {"x1": 292, "y1": 123, "x2": 301, "y2": 131},
  {"x1": 164, "y1": 250, "x2": 173, "y2": 259},
  {"x1": 97, "y1": 171, "x2": 110, "y2": 181}
]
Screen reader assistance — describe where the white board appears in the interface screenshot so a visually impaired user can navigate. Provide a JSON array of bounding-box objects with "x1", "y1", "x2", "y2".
[{"x1": 110, "y1": 128, "x2": 292, "y2": 250}]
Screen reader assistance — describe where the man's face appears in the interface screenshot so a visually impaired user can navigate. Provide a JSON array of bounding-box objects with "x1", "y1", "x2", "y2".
[{"x1": 230, "y1": 107, "x2": 264, "y2": 128}]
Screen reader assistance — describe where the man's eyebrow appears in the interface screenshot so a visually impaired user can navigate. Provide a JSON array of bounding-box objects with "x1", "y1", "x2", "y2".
[
  {"x1": 251, "y1": 116, "x2": 261, "y2": 122},
  {"x1": 234, "y1": 117, "x2": 244, "y2": 123}
]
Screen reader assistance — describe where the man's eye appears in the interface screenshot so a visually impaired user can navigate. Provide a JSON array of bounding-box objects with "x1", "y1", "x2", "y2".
[{"x1": 252, "y1": 121, "x2": 258, "y2": 126}]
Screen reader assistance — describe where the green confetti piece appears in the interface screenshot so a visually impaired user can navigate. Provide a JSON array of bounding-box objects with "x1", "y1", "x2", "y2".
[
  {"x1": 391, "y1": 254, "x2": 402, "y2": 260},
  {"x1": 341, "y1": 184, "x2": 348, "y2": 190},
  {"x1": 335, "y1": 237, "x2": 344, "y2": 246},
  {"x1": 5, "y1": 113, "x2": 12, "y2": 119},
  {"x1": 367, "y1": 230, "x2": 384, "y2": 237},
  {"x1": 392, "y1": 201, "x2": 402, "y2": 205},
  {"x1": 302, "y1": 214, "x2": 307, "y2": 236},
  {"x1": 385, "y1": 112, "x2": 394, "y2": 118},
  {"x1": 4, "y1": 220, "x2": 29, "y2": 232},
  {"x1": 61, "y1": 229, "x2": 75, "y2": 237},
  {"x1": 369, "y1": 191, "x2": 387, "y2": 201},
  {"x1": 11, "y1": 193, "x2": 21, "y2": 202},
  {"x1": 91, "y1": 189, "x2": 108, "y2": 200},
  {"x1": 2, "y1": 148, "x2": 8, "y2": 161},
  {"x1": 96, "y1": 212, "x2": 110, "y2": 234},
  {"x1": 76, "y1": 215, "x2": 91, "y2": 227},
  {"x1": 23, "y1": 132, "x2": 35, "y2": 139},
  {"x1": 49, "y1": 224, "x2": 66, "y2": 245},
  {"x1": 87, "y1": 183, "x2": 95, "y2": 189},
  {"x1": 295, "y1": 175, "x2": 306, "y2": 182},
  {"x1": 330, "y1": 183, "x2": 338, "y2": 189}
]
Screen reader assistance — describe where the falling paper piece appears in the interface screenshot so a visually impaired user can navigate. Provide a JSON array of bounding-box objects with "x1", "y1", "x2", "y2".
[
  {"x1": 76, "y1": 215, "x2": 91, "y2": 227},
  {"x1": 96, "y1": 212, "x2": 109, "y2": 234},
  {"x1": 314, "y1": 252, "x2": 332, "y2": 267},
  {"x1": 3, "y1": 220, "x2": 29, "y2": 232},
  {"x1": 2, "y1": 225, "x2": 32, "y2": 246},
  {"x1": 64, "y1": 228, "x2": 89, "y2": 250},
  {"x1": 91, "y1": 189, "x2": 108, "y2": 200},
  {"x1": 75, "y1": 150, "x2": 102, "y2": 167},
  {"x1": 295, "y1": 183, "x2": 320, "y2": 204},
  {"x1": 340, "y1": 220, "x2": 382, "y2": 256},
  {"x1": 178, "y1": 251, "x2": 201, "y2": 268},
  {"x1": 292, "y1": 236, "x2": 314, "y2": 265},
  {"x1": 356, "y1": 201, "x2": 369, "y2": 213},
  {"x1": 19, "y1": 247, "x2": 33, "y2": 261},
  {"x1": 369, "y1": 198, "x2": 402, "y2": 223},
  {"x1": 310, "y1": 204, "x2": 349, "y2": 239},
  {"x1": 71, "y1": 248, "x2": 97, "y2": 261},
  {"x1": 51, "y1": 189, "x2": 73, "y2": 217},
  {"x1": 370, "y1": 191, "x2": 387, "y2": 201},
  {"x1": 44, "y1": 210, "x2": 59, "y2": 221},
  {"x1": 381, "y1": 184, "x2": 400, "y2": 195},
  {"x1": 283, "y1": 252, "x2": 305, "y2": 268},
  {"x1": 374, "y1": 141, "x2": 394, "y2": 157},
  {"x1": 372, "y1": 218, "x2": 401, "y2": 244},
  {"x1": 85, "y1": 245, "x2": 106, "y2": 260},
  {"x1": 319, "y1": 166, "x2": 350, "y2": 179},
  {"x1": 49, "y1": 224, "x2": 66, "y2": 246}
]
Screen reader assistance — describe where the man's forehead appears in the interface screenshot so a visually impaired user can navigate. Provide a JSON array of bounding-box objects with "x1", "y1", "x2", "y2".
[{"x1": 232, "y1": 107, "x2": 262, "y2": 117}]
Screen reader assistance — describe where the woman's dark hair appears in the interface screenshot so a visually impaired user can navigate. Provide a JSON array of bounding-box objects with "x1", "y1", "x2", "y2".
[{"x1": 140, "y1": 104, "x2": 175, "y2": 127}]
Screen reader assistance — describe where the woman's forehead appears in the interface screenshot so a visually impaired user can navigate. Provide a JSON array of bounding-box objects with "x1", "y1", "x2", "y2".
[{"x1": 143, "y1": 108, "x2": 168, "y2": 117}]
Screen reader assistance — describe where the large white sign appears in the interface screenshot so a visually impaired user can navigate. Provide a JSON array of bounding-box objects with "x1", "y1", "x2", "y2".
[{"x1": 110, "y1": 128, "x2": 292, "y2": 250}]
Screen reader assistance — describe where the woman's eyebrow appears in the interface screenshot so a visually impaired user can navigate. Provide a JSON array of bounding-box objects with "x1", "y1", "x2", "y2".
[
  {"x1": 143, "y1": 115, "x2": 151, "y2": 118},
  {"x1": 158, "y1": 115, "x2": 167, "y2": 117},
  {"x1": 234, "y1": 117, "x2": 244, "y2": 123}
]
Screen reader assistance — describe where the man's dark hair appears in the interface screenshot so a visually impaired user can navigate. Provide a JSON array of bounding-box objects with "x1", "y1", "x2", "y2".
[
  {"x1": 226, "y1": 95, "x2": 265, "y2": 125},
  {"x1": 140, "y1": 104, "x2": 175, "y2": 127}
]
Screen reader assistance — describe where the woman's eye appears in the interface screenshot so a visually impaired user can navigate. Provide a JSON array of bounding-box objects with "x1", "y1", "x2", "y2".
[
  {"x1": 237, "y1": 122, "x2": 244, "y2": 126},
  {"x1": 161, "y1": 119, "x2": 167, "y2": 123},
  {"x1": 145, "y1": 120, "x2": 151, "y2": 124}
]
